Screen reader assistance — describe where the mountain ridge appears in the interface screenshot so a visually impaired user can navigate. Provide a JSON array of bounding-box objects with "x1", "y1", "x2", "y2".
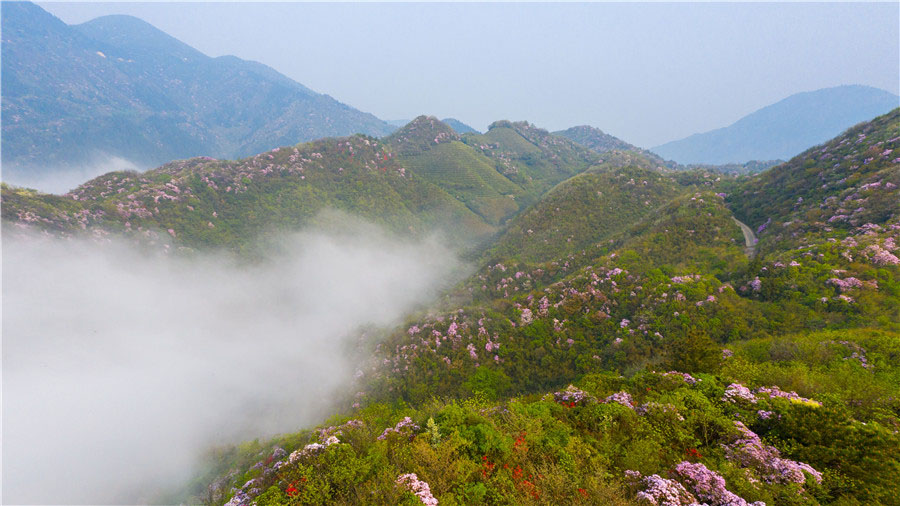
[
  {"x1": 652, "y1": 85, "x2": 899, "y2": 164},
  {"x1": 3, "y1": 109, "x2": 899, "y2": 506},
  {"x1": 1, "y1": 2, "x2": 395, "y2": 176}
]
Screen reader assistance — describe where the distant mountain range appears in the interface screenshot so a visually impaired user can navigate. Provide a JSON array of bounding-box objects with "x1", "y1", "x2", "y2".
[
  {"x1": 555, "y1": 125, "x2": 782, "y2": 175},
  {"x1": 652, "y1": 85, "x2": 899, "y2": 164},
  {"x1": 1, "y1": 2, "x2": 395, "y2": 174}
]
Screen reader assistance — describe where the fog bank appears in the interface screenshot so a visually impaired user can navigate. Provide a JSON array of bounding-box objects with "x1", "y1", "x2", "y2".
[
  {"x1": 2, "y1": 222, "x2": 462, "y2": 504},
  {"x1": 1, "y1": 154, "x2": 142, "y2": 194}
]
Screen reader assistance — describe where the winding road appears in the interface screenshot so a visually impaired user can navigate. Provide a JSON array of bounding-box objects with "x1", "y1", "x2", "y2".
[{"x1": 732, "y1": 217, "x2": 757, "y2": 257}]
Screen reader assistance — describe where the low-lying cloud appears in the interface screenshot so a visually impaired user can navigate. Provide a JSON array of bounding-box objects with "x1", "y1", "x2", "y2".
[
  {"x1": 1, "y1": 154, "x2": 143, "y2": 194},
  {"x1": 2, "y1": 220, "x2": 463, "y2": 504}
]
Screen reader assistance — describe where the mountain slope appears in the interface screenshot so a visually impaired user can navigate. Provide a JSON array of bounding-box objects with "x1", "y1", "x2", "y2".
[
  {"x1": 652, "y1": 85, "x2": 899, "y2": 164},
  {"x1": 726, "y1": 108, "x2": 900, "y2": 242},
  {"x1": 442, "y1": 118, "x2": 479, "y2": 134},
  {"x1": 555, "y1": 125, "x2": 644, "y2": 154},
  {"x1": 462, "y1": 120, "x2": 600, "y2": 200},
  {"x1": 1, "y1": 134, "x2": 498, "y2": 252},
  {"x1": 1, "y1": 2, "x2": 394, "y2": 175},
  {"x1": 387, "y1": 117, "x2": 524, "y2": 225},
  {"x1": 483, "y1": 166, "x2": 691, "y2": 264}
]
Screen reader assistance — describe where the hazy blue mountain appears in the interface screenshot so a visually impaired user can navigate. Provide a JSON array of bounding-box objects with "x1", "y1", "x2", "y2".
[
  {"x1": 1, "y1": 2, "x2": 394, "y2": 175},
  {"x1": 442, "y1": 118, "x2": 479, "y2": 134},
  {"x1": 651, "y1": 85, "x2": 899, "y2": 164}
]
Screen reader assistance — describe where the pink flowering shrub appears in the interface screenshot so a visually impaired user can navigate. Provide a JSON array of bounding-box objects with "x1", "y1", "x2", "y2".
[
  {"x1": 605, "y1": 391, "x2": 635, "y2": 408},
  {"x1": 754, "y1": 386, "x2": 820, "y2": 407},
  {"x1": 725, "y1": 422, "x2": 822, "y2": 485},
  {"x1": 625, "y1": 469, "x2": 699, "y2": 506},
  {"x1": 377, "y1": 416, "x2": 420, "y2": 441},
  {"x1": 396, "y1": 473, "x2": 438, "y2": 505},
  {"x1": 553, "y1": 384, "x2": 594, "y2": 405},
  {"x1": 673, "y1": 461, "x2": 764, "y2": 506},
  {"x1": 520, "y1": 308, "x2": 534, "y2": 325},
  {"x1": 722, "y1": 383, "x2": 757, "y2": 404},
  {"x1": 663, "y1": 371, "x2": 700, "y2": 385}
]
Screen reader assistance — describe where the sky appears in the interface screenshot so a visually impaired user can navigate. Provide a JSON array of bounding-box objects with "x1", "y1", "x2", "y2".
[{"x1": 35, "y1": 1, "x2": 900, "y2": 148}]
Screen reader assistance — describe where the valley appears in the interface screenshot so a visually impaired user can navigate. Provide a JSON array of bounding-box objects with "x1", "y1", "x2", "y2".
[
  {"x1": 2, "y1": 3, "x2": 898, "y2": 505},
  {"x1": 3, "y1": 110, "x2": 898, "y2": 506}
]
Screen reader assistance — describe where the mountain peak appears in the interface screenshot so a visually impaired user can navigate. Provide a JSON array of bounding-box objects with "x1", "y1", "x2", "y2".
[
  {"x1": 75, "y1": 14, "x2": 205, "y2": 61},
  {"x1": 555, "y1": 125, "x2": 637, "y2": 153},
  {"x1": 1, "y1": 2, "x2": 395, "y2": 175},
  {"x1": 386, "y1": 116, "x2": 460, "y2": 154}
]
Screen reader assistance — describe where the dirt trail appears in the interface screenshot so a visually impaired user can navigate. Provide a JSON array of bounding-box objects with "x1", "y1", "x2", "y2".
[{"x1": 732, "y1": 217, "x2": 757, "y2": 257}]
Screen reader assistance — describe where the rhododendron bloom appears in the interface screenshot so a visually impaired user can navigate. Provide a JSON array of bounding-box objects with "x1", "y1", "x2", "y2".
[
  {"x1": 723, "y1": 383, "x2": 756, "y2": 403},
  {"x1": 396, "y1": 473, "x2": 438, "y2": 505}
]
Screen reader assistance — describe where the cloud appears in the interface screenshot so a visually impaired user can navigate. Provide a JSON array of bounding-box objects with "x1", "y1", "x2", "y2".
[
  {"x1": 1, "y1": 154, "x2": 143, "y2": 194},
  {"x1": 1, "y1": 219, "x2": 463, "y2": 504}
]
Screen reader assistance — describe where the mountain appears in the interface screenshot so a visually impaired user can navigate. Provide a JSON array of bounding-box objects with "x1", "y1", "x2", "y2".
[
  {"x1": 0, "y1": 116, "x2": 604, "y2": 252},
  {"x1": 441, "y1": 118, "x2": 479, "y2": 134},
  {"x1": 554, "y1": 125, "x2": 642, "y2": 154},
  {"x1": 386, "y1": 116, "x2": 522, "y2": 225},
  {"x1": 556, "y1": 125, "x2": 780, "y2": 175},
  {"x1": 188, "y1": 111, "x2": 899, "y2": 505},
  {"x1": 483, "y1": 165, "x2": 690, "y2": 263},
  {"x1": 4, "y1": 111, "x2": 899, "y2": 506},
  {"x1": 555, "y1": 124, "x2": 676, "y2": 170},
  {"x1": 385, "y1": 117, "x2": 601, "y2": 226},
  {"x1": 727, "y1": 108, "x2": 900, "y2": 250},
  {"x1": 462, "y1": 120, "x2": 600, "y2": 195},
  {"x1": 386, "y1": 118, "x2": 478, "y2": 134},
  {"x1": 1, "y1": 2, "x2": 394, "y2": 176},
  {"x1": 1, "y1": 132, "x2": 501, "y2": 252},
  {"x1": 652, "y1": 85, "x2": 899, "y2": 164}
]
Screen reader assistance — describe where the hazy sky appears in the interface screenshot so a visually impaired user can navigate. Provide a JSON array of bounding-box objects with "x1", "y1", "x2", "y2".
[{"x1": 39, "y1": 2, "x2": 900, "y2": 147}]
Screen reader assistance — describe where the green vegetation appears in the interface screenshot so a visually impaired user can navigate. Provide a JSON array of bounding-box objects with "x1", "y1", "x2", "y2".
[
  {"x1": 194, "y1": 329, "x2": 899, "y2": 505},
  {"x1": 3, "y1": 110, "x2": 898, "y2": 505}
]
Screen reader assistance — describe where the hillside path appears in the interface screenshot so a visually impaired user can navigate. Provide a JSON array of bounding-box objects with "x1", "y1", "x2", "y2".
[{"x1": 732, "y1": 217, "x2": 757, "y2": 257}]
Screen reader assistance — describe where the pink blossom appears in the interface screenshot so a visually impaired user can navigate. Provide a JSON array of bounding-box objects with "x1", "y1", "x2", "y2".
[
  {"x1": 396, "y1": 473, "x2": 438, "y2": 505},
  {"x1": 673, "y1": 461, "x2": 763, "y2": 506},
  {"x1": 749, "y1": 277, "x2": 762, "y2": 292},
  {"x1": 723, "y1": 383, "x2": 756, "y2": 404},
  {"x1": 663, "y1": 371, "x2": 699, "y2": 385},
  {"x1": 725, "y1": 422, "x2": 822, "y2": 485},
  {"x1": 520, "y1": 308, "x2": 534, "y2": 325},
  {"x1": 625, "y1": 470, "x2": 698, "y2": 506},
  {"x1": 605, "y1": 391, "x2": 634, "y2": 408},
  {"x1": 866, "y1": 245, "x2": 900, "y2": 265},
  {"x1": 377, "y1": 417, "x2": 419, "y2": 441}
]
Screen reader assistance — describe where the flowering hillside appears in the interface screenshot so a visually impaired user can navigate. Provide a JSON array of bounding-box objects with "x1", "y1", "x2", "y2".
[
  {"x1": 2, "y1": 134, "x2": 499, "y2": 251},
  {"x1": 4, "y1": 110, "x2": 898, "y2": 505},
  {"x1": 191, "y1": 326, "x2": 898, "y2": 506},
  {"x1": 482, "y1": 166, "x2": 701, "y2": 263},
  {"x1": 1, "y1": 118, "x2": 604, "y2": 254},
  {"x1": 186, "y1": 110, "x2": 900, "y2": 505}
]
